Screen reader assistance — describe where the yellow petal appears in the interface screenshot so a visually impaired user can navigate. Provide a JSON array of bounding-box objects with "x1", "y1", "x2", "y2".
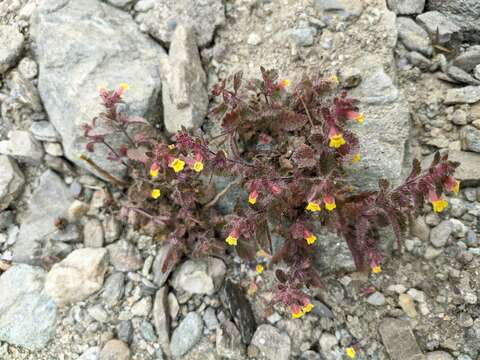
[
  {"x1": 171, "y1": 158, "x2": 185, "y2": 173},
  {"x1": 150, "y1": 168, "x2": 159, "y2": 178},
  {"x1": 256, "y1": 264, "x2": 264, "y2": 274},
  {"x1": 306, "y1": 202, "x2": 321, "y2": 212},
  {"x1": 345, "y1": 347, "x2": 356, "y2": 359},
  {"x1": 325, "y1": 201, "x2": 336, "y2": 211},
  {"x1": 303, "y1": 303, "x2": 314, "y2": 313},
  {"x1": 372, "y1": 265, "x2": 382, "y2": 274},
  {"x1": 119, "y1": 83, "x2": 129, "y2": 91},
  {"x1": 193, "y1": 161, "x2": 204, "y2": 173},
  {"x1": 305, "y1": 234, "x2": 317, "y2": 245},
  {"x1": 225, "y1": 235, "x2": 238, "y2": 246},
  {"x1": 151, "y1": 189, "x2": 161, "y2": 199}
]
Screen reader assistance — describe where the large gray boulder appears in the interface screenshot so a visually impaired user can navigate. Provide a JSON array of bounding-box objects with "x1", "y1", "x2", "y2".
[
  {"x1": 31, "y1": 0, "x2": 164, "y2": 179},
  {"x1": 0, "y1": 264, "x2": 57, "y2": 350},
  {"x1": 427, "y1": 0, "x2": 480, "y2": 42},
  {"x1": 12, "y1": 170, "x2": 74, "y2": 265}
]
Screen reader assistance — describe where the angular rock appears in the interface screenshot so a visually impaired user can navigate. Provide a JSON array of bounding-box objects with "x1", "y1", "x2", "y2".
[
  {"x1": 170, "y1": 312, "x2": 203, "y2": 357},
  {"x1": 250, "y1": 324, "x2": 291, "y2": 360},
  {"x1": 0, "y1": 155, "x2": 25, "y2": 211},
  {"x1": 216, "y1": 320, "x2": 246, "y2": 359},
  {"x1": 18, "y1": 57, "x2": 38, "y2": 80},
  {"x1": 426, "y1": 352, "x2": 453, "y2": 360},
  {"x1": 78, "y1": 347, "x2": 101, "y2": 360},
  {"x1": 446, "y1": 66, "x2": 480, "y2": 86},
  {"x1": 153, "y1": 286, "x2": 171, "y2": 357},
  {"x1": 0, "y1": 25, "x2": 24, "y2": 74},
  {"x1": 83, "y1": 218, "x2": 105, "y2": 248},
  {"x1": 45, "y1": 248, "x2": 108, "y2": 306},
  {"x1": 222, "y1": 280, "x2": 256, "y2": 344},
  {"x1": 31, "y1": 0, "x2": 164, "y2": 179},
  {"x1": 0, "y1": 264, "x2": 57, "y2": 350},
  {"x1": 100, "y1": 339, "x2": 130, "y2": 360},
  {"x1": 446, "y1": 150, "x2": 480, "y2": 185},
  {"x1": 289, "y1": 27, "x2": 317, "y2": 47},
  {"x1": 313, "y1": 227, "x2": 355, "y2": 273},
  {"x1": 171, "y1": 257, "x2": 226, "y2": 295},
  {"x1": 102, "y1": 272, "x2": 125, "y2": 306},
  {"x1": 367, "y1": 292, "x2": 386, "y2": 306},
  {"x1": 7, "y1": 71, "x2": 43, "y2": 113},
  {"x1": 29, "y1": 121, "x2": 60, "y2": 142},
  {"x1": 347, "y1": 57, "x2": 410, "y2": 190},
  {"x1": 160, "y1": 25, "x2": 208, "y2": 134},
  {"x1": 399, "y1": 293, "x2": 418, "y2": 318},
  {"x1": 107, "y1": 239, "x2": 143, "y2": 272},
  {"x1": 12, "y1": 170, "x2": 74, "y2": 264},
  {"x1": 116, "y1": 321, "x2": 133, "y2": 345},
  {"x1": 407, "y1": 51, "x2": 432, "y2": 71},
  {"x1": 135, "y1": 0, "x2": 225, "y2": 48},
  {"x1": 444, "y1": 86, "x2": 480, "y2": 105},
  {"x1": 454, "y1": 47, "x2": 480, "y2": 72},
  {"x1": 460, "y1": 125, "x2": 480, "y2": 153},
  {"x1": 314, "y1": 0, "x2": 363, "y2": 20},
  {"x1": 430, "y1": 220, "x2": 453, "y2": 248},
  {"x1": 387, "y1": 0, "x2": 425, "y2": 15},
  {"x1": 396, "y1": 17, "x2": 432, "y2": 56},
  {"x1": 153, "y1": 244, "x2": 175, "y2": 287},
  {"x1": 416, "y1": 11, "x2": 461, "y2": 44},
  {"x1": 378, "y1": 318, "x2": 425, "y2": 360},
  {"x1": 427, "y1": 0, "x2": 480, "y2": 42},
  {"x1": 0, "y1": 130, "x2": 44, "y2": 164}
]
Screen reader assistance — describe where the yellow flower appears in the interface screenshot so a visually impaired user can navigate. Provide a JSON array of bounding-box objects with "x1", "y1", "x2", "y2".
[
  {"x1": 305, "y1": 234, "x2": 317, "y2": 245},
  {"x1": 352, "y1": 153, "x2": 361, "y2": 163},
  {"x1": 329, "y1": 134, "x2": 346, "y2": 148},
  {"x1": 119, "y1": 83, "x2": 129, "y2": 92},
  {"x1": 292, "y1": 310, "x2": 305, "y2": 319},
  {"x1": 170, "y1": 158, "x2": 185, "y2": 173},
  {"x1": 330, "y1": 74, "x2": 339, "y2": 84},
  {"x1": 150, "y1": 168, "x2": 159, "y2": 178},
  {"x1": 372, "y1": 265, "x2": 382, "y2": 274},
  {"x1": 432, "y1": 199, "x2": 448, "y2": 213},
  {"x1": 355, "y1": 113, "x2": 365, "y2": 124},
  {"x1": 325, "y1": 201, "x2": 336, "y2": 211},
  {"x1": 248, "y1": 191, "x2": 258, "y2": 205},
  {"x1": 282, "y1": 79, "x2": 291, "y2": 88},
  {"x1": 306, "y1": 202, "x2": 321, "y2": 212},
  {"x1": 225, "y1": 235, "x2": 238, "y2": 246},
  {"x1": 256, "y1": 264, "x2": 264, "y2": 274},
  {"x1": 168, "y1": 144, "x2": 176, "y2": 150},
  {"x1": 345, "y1": 347, "x2": 356, "y2": 359},
  {"x1": 303, "y1": 303, "x2": 314, "y2": 313},
  {"x1": 151, "y1": 188, "x2": 161, "y2": 199},
  {"x1": 193, "y1": 161, "x2": 204, "y2": 173}
]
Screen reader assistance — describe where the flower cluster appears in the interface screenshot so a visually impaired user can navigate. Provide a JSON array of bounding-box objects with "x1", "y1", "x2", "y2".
[{"x1": 83, "y1": 70, "x2": 458, "y2": 320}]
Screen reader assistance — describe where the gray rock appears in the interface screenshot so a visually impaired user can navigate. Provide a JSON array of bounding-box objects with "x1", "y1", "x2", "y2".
[
  {"x1": 0, "y1": 130, "x2": 44, "y2": 164},
  {"x1": 427, "y1": 0, "x2": 480, "y2": 42},
  {"x1": 100, "y1": 339, "x2": 130, "y2": 360},
  {"x1": 31, "y1": 0, "x2": 164, "y2": 180},
  {"x1": 170, "y1": 312, "x2": 203, "y2": 357},
  {"x1": 475, "y1": 65, "x2": 480, "y2": 81},
  {"x1": 407, "y1": 51, "x2": 432, "y2": 71},
  {"x1": 116, "y1": 320, "x2": 133, "y2": 345},
  {"x1": 103, "y1": 216, "x2": 123, "y2": 244},
  {"x1": 0, "y1": 264, "x2": 57, "y2": 350},
  {"x1": 446, "y1": 66, "x2": 480, "y2": 85},
  {"x1": 314, "y1": 0, "x2": 363, "y2": 20},
  {"x1": 203, "y1": 307, "x2": 218, "y2": 330},
  {"x1": 319, "y1": 333, "x2": 337, "y2": 353},
  {"x1": 222, "y1": 280, "x2": 256, "y2": 344},
  {"x1": 250, "y1": 324, "x2": 291, "y2": 360},
  {"x1": 416, "y1": 11, "x2": 461, "y2": 44},
  {"x1": 44, "y1": 143, "x2": 63, "y2": 157},
  {"x1": 17, "y1": 57, "x2": 38, "y2": 80},
  {"x1": 12, "y1": 170, "x2": 74, "y2": 264},
  {"x1": 453, "y1": 46, "x2": 480, "y2": 72},
  {"x1": 451, "y1": 108, "x2": 469, "y2": 125},
  {"x1": 135, "y1": 0, "x2": 224, "y2": 48},
  {"x1": 141, "y1": 320, "x2": 157, "y2": 342},
  {"x1": 78, "y1": 347, "x2": 101, "y2": 360},
  {"x1": 216, "y1": 321, "x2": 246, "y2": 359},
  {"x1": 107, "y1": 239, "x2": 143, "y2": 272},
  {"x1": 313, "y1": 227, "x2": 355, "y2": 273},
  {"x1": 160, "y1": 25, "x2": 208, "y2": 134},
  {"x1": 45, "y1": 248, "x2": 108, "y2": 306},
  {"x1": 289, "y1": 27, "x2": 317, "y2": 47},
  {"x1": 87, "y1": 304, "x2": 108, "y2": 323},
  {"x1": 7, "y1": 71, "x2": 43, "y2": 112},
  {"x1": 426, "y1": 351, "x2": 454, "y2": 360},
  {"x1": 387, "y1": 0, "x2": 425, "y2": 14},
  {"x1": 460, "y1": 125, "x2": 480, "y2": 153},
  {"x1": 300, "y1": 351, "x2": 323, "y2": 360},
  {"x1": 0, "y1": 155, "x2": 25, "y2": 211},
  {"x1": 153, "y1": 287, "x2": 171, "y2": 357},
  {"x1": 83, "y1": 218, "x2": 104, "y2": 248},
  {"x1": 0, "y1": 25, "x2": 24, "y2": 74},
  {"x1": 29, "y1": 121, "x2": 60, "y2": 142},
  {"x1": 131, "y1": 296, "x2": 152, "y2": 317},
  {"x1": 430, "y1": 220, "x2": 453, "y2": 248},
  {"x1": 153, "y1": 245, "x2": 175, "y2": 287},
  {"x1": 465, "y1": 230, "x2": 478, "y2": 247},
  {"x1": 367, "y1": 292, "x2": 386, "y2": 306},
  {"x1": 107, "y1": 0, "x2": 133, "y2": 8},
  {"x1": 247, "y1": 33, "x2": 262, "y2": 46},
  {"x1": 396, "y1": 17, "x2": 432, "y2": 56},
  {"x1": 347, "y1": 57, "x2": 410, "y2": 190},
  {"x1": 311, "y1": 300, "x2": 334, "y2": 318},
  {"x1": 102, "y1": 272, "x2": 125, "y2": 306},
  {"x1": 411, "y1": 216, "x2": 430, "y2": 242},
  {"x1": 447, "y1": 151, "x2": 480, "y2": 185},
  {"x1": 171, "y1": 257, "x2": 226, "y2": 295},
  {"x1": 444, "y1": 86, "x2": 480, "y2": 105},
  {"x1": 379, "y1": 318, "x2": 424, "y2": 360}
]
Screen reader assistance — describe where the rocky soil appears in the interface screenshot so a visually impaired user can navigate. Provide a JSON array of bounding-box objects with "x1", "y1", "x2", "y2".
[{"x1": 1, "y1": 0, "x2": 480, "y2": 359}]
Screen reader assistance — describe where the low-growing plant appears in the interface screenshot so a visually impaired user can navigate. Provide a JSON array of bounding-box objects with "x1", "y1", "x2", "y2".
[{"x1": 81, "y1": 69, "x2": 459, "y2": 318}]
